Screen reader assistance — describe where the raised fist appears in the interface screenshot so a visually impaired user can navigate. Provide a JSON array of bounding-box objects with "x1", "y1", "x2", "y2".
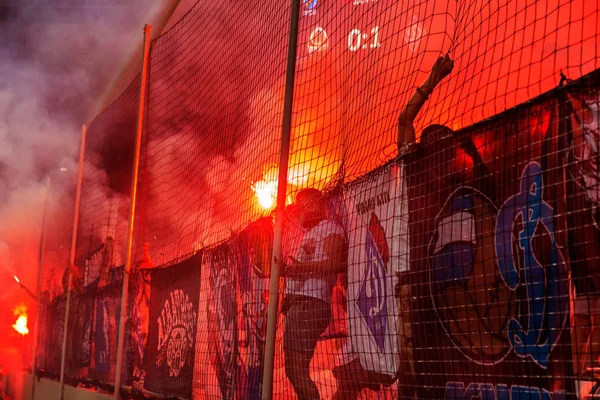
[{"x1": 431, "y1": 55, "x2": 454, "y2": 83}]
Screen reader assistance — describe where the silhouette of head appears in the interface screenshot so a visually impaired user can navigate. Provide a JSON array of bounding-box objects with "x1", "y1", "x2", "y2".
[
  {"x1": 420, "y1": 124, "x2": 454, "y2": 147},
  {"x1": 296, "y1": 188, "x2": 326, "y2": 229}
]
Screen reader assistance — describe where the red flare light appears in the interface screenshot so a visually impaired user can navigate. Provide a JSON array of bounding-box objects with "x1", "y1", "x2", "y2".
[{"x1": 12, "y1": 306, "x2": 29, "y2": 336}]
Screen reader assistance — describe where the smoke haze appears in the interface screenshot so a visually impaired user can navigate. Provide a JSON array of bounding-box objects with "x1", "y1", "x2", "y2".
[{"x1": 0, "y1": 0, "x2": 162, "y2": 358}]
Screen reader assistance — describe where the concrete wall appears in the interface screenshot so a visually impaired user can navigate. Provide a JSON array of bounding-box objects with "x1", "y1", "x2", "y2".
[{"x1": 4, "y1": 372, "x2": 112, "y2": 400}]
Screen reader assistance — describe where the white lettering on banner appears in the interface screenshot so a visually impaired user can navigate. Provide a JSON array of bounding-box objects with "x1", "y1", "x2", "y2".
[
  {"x1": 356, "y1": 191, "x2": 391, "y2": 215},
  {"x1": 346, "y1": 164, "x2": 405, "y2": 376}
]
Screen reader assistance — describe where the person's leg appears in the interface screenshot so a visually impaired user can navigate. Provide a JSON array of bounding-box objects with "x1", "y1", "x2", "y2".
[
  {"x1": 332, "y1": 358, "x2": 381, "y2": 400},
  {"x1": 331, "y1": 371, "x2": 362, "y2": 400},
  {"x1": 284, "y1": 300, "x2": 321, "y2": 400},
  {"x1": 283, "y1": 298, "x2": 332, "y2": 400},
  {"x1": 285, "y1": 348, "x2": 320, "y2": 400}
]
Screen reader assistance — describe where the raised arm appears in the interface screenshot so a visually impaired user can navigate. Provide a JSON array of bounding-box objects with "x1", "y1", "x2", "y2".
[{"x1": 398, "y1": 55, "x2": 454, "y2": 146}]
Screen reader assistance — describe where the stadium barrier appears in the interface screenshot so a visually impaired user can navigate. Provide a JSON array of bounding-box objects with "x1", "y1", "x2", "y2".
[{"x1": 32, "y1": 1, "x2": 600, "y2": 399}]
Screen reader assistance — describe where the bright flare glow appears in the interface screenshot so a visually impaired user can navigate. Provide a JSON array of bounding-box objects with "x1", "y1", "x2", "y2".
[
  {"x1": 13, "y1": 315, "x2": 29, "y2": 336},
  {"x1": 13, "y1": 275, "x2": 19, "y2": 284},
  {"x1": 12, "y1": 307, "x2": 29, "y2": 336},
  {"x1": 252, "y1": 163, "x2": 319, "y2": 209},
  {"x1": 288, "y1": 164, "x2": 309, "y2": 186},
  {"x1": 252, "y1": 180, "x2": 277, "y2": 209}
]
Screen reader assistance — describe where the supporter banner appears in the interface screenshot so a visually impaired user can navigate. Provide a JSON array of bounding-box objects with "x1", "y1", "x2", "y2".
[
  {"x1": 235, "y1": 218, "x2": 272, "y2": 400},
  {"x1": 130, "y1": 268, "x2": 151, "y2": 382},
  {"x1": 91, "y1": 283, "x2": 122, "y2": 383},
  {"x1": 344, "y1": 162, "x2": 407, "y2": 378},
  {"x1": 145, "y1": 253, "x2": 202, "y2": 399},
  {"x1": 206, "y1": 242, "x2": 237, "y2": 400},
  {"x1": 561, "y1": 77, "x2": 600, "y2": 398},
  {"x1": 45, "y1": 295, "x2": 66, "y2": 374},
  {"x1": 405, "y1": 93, "x2": 574, "y2": 399},
  {"x1": 69, "y1": 285, "x2": 96, "y2": 368}
]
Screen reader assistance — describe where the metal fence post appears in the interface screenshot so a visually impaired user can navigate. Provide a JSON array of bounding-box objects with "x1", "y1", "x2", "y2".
[
  {"x1": 57, "y1": 124, "x2": 88, "y2": 400},
  {"x1": 113, "y1": 23, "x2": 152, "y2": 400},
  {"x1": 260, "y1": 0, "x2": 301, "y2": 397}
]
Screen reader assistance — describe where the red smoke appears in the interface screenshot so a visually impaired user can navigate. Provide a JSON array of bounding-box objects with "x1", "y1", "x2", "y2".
[{"x1": 0, "y1": 0, "x2": 595, "y2": 393}]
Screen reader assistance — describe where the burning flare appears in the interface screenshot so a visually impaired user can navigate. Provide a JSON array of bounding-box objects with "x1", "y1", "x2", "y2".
[
  {"x1": 12, "y1": 306, "x2": 29, "y2": 336},
  {"x1": 251, "y1": 163, "x2": 311, "y2": 210},
  {"x1": 252, "y1": 180, "x2": 277, "y2": 209}
]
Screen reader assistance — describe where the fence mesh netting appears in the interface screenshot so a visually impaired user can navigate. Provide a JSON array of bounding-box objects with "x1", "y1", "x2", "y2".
[{"x1": 34, "y1": 0, "x2": 600, "y2": 399}]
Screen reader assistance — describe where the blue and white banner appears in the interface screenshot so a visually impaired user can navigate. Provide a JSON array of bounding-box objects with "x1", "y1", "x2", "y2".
[
  {"x1": 205, "y1": 242, "x2": 237, "y2": 400},
  {"x1": 235, "y1": 218, "x2": 272, "y2": 400},
  {"x1": 405, "y1": 90, "x2": 574, "y2": 399},
  {"x1": 91, "y1": 283, "x2": 122, "y2": 382},
  {"x1": 343, "y1": 162, "x2": 409, "y2": 377}
]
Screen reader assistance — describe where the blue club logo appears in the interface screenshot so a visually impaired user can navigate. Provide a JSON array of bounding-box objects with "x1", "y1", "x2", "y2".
[
  {"x1": 430, "y1": 162, "x2": 569, "y2": 369},
  {"x1": 357, "y1": 213, "x2": 389, "y2": 351},
  {"x1": 495, "y1": 161, "x2": 568, "y2": 368}
]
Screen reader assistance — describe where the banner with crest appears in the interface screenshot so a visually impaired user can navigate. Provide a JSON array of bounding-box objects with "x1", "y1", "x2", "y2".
[
  {"x1": 67, "y1": 284, "x2": 96, "y2": 370},
  {"x1": 405, "y1": 88, "x2": 575, "y2": 399},
  {"x1": 235, "y1": 218, "x2": 272, "y2": 400},
  {"x1": 343, "y1": 162, "x2": 408, "y2": 379},
  {"x1": 90, "y1": 281, "x2": 127, "y2": 383},
  {"x1": 203, "y1": 242, "x2": 237, "y2": 400},
  {"x1": 144, "y1": 253, "x2": 202, "y2": 398},
  {"x1": 45, "y1": 295, "x2": 66, "y2": 374}
]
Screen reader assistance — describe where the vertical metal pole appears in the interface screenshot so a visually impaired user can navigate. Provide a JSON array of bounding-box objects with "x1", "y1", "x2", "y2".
[
  {"x1": 113, "y1": 23, "x2": 152, "y2": 400},
  {"x1": 57, "y1": 124, "x2": 87, "y2": 400},
  {"x1": 261, "y1": 0, "x2": 301, "y2": 398},
  {"x1": 30, "y1": 176, "x2": 50, "y2": 400}
]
